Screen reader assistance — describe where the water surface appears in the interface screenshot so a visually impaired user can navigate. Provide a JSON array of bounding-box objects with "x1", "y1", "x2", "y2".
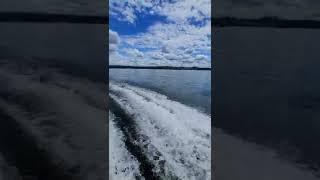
[
  {"x1": 110, "y1": 69, "x2": 211, "y2": 114},
  {"x1": 214, "y1": 27, "x2": 320, "y2": 175}
]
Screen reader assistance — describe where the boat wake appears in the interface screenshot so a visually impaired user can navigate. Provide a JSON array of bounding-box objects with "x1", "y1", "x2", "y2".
[
  {"x1": 109, "y1": 82, "x2": 211, "y2": 180},
  {"x1": 109, "y1": 111, "x2": 143, "y2": 180}
]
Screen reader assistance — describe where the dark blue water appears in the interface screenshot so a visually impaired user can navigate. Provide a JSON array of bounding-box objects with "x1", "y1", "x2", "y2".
[
  {"x1": 109, "y1": 69, "x2": 211, "y2": 114},
  {"x1": 214, "y1": 27, "x2": 320, "y2": 173}
]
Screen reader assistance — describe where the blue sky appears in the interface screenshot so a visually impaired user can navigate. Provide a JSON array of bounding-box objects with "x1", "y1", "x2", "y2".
[{"x1": 109, "y1": 0, "x2": 211, "y2": 67}]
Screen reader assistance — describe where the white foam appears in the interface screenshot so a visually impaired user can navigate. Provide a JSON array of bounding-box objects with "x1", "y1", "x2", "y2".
[
  {"x1": 109, "y1": 111, "x2": 143, "y2": 180},
  {"x1": 110, "y1": 83, "x2": 211, "y2": 180}
]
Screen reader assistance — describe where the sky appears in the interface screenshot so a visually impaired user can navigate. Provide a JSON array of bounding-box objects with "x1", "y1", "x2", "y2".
[
  {"x1": 214, "y1": 0, "x2": 320, "y2": 20},
  {"x1": 109, "y1": 0, "x2": 211, "y2": 67}
]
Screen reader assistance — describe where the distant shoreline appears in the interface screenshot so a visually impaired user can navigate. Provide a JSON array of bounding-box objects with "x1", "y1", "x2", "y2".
[
  {"x1": 0, "y1": 12, "x2": 107, "y2": 24},
  {"x1": 213, "y1": 17, "x2": 320, "y2": 29},
  {"x1": 109, "y1": 65, "x2": 211, "y2": 71}
]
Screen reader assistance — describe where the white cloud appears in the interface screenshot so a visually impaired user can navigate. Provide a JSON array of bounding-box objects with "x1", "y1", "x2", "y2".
[
  {"x1": 109, "y1": 0, "x2": 211, "y2": 24},
  {"x1": 109, "y1": 44, "x2": 117, "y2": 53},
  {"x1": 126, "y1": 48, "x2": 144, "y2": 58},
  {"x1": 161, "y1": 46, "x2": 170, "y2": 54},
  {"x1": 164, "y1": 53, "x2": 183, "y2": 61},
  {"x1": 156, "y1": 0, "x2": 211, "y2": 23},
  {"x1": 185, "y1": 48, "x2": 193, "y2": 54},
  {"x1": 151, "y1": 53, "x2": 164, "y2": 60},
  {"x1": 195, "y1": 54, "x2": 208, "y2": 61},
  {"x1": 109, "y1": 29, "x2": 120, "y2": 45},
  {"x1": 109, "y1": 29, "x2": 120, "y2": 53},
  {"x1": 109, "y1": 0, "x2": 211, "y2": 67},
  {"x1": 109, "y1": 0, "x2": 154, "y2": 23},
  {"x1": 121, "y1": 21, "x2": 211, "y2": 63}
]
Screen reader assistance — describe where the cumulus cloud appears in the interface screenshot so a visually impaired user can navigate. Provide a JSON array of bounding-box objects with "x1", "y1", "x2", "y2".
[
  {"x1": 156, "y1": 0, "x2": 211, "y2": 23},
  {"x1": 109, "y1": 0, "x2": 210, "y2": 23},
  {"x1": 127, "y1": 48, "x2": 144, "y2": 58},
  {"x1": 185, "y1": 48, "x2": 193, "y2": 54},
  {"x1": 120, "y1": 22, "x2": 211, "y2": 65},
  {"x1": 109, "y1": 0, "x2": 211, "y2": 67},
  {"x1": 109, "y1": 30, "x2": 120, "y2": 45},
  {"x1": 161, "y1": 46, "x2": 170, "y2": 54},
  {"x1": 194, "y1": 54, "x2": 208, "y2": 61},
  {"x1": 109, "y1": 29, "x2": 120, "y2": 53},
  {"x1": 151, "y1": 53, "x2": 164, "y2": 60},
  {"x1": 164, "y1": 54, "x2": 183, "y2": 61}
]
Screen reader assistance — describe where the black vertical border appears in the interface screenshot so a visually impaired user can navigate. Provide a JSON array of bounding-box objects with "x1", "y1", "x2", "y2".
[
  {"x1": 106, "y1": 0, "x2": 110, "y2": 178},
  {"x1": 211, "y1": 0, "x2": 215, "y2": 178}
]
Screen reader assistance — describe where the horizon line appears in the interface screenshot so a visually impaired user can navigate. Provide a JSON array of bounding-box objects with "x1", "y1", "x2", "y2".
[
  {"x1": 0, "y1": 12, "x2": 107, "y2": 24},
  {"x1": 213, "y1": 16, "x2": 320, "y2": 28},
  {"x1": 109, "y1": 65, "x2": 211, "y2": 71}
]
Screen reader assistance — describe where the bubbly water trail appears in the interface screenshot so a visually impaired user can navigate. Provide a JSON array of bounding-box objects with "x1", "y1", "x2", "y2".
[
  {"x1": 109, "y1": 111, "x2": 143, "y2": 180},
  {"x1": 109, "y1": 82, "x2": 211, "y2": 180}
]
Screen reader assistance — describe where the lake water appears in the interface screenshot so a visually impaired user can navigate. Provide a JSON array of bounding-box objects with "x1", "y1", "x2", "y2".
[
  {"x1": 0, "y1": 23, "x2": 107, "y2": 179},
  {"x1": 109, "y1": 69, "x2": 211, "y2": 114},
  {"x1": 214, "y1": 27, "x2": 320, "y2": 175}
]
